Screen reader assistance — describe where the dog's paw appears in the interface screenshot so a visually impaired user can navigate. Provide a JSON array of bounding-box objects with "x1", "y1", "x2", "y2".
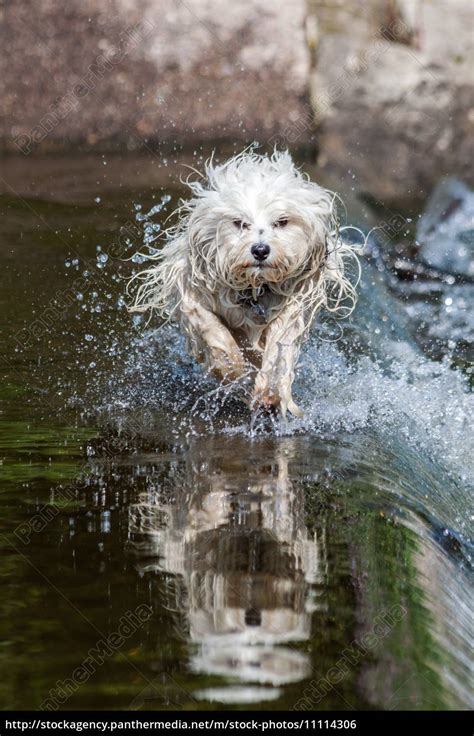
[
  {"x1": 254, "y1": 399, "x2": 279, "y2": 418},
  {"x1": 251, "y1": 388, "x2": 278, "y2": 412},
  {"x1": 207, "y1": 347, "x2": 248, "y2": 383},
  {"x1": 252, "y1": 389, "x2": 303, "y2": 419}
]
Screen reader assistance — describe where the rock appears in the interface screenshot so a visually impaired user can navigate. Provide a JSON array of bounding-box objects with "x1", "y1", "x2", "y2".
[
  {"x1": 0, "y1": 0, "x2": 312, "y2": 153},
  {"x1": 308, "y1": 0, "x2": 474, "y2": 204},
  {"x1": 417, "y1": 179, "x2": 474, "y2": 277},
  {"x1": 1, "y1": 0, "x2": 473, "y2": 208}
]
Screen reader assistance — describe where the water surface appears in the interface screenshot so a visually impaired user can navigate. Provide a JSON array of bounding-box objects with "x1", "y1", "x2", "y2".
[{"x1": 0, "y1": 154, "x2": 472, "y2": 711}]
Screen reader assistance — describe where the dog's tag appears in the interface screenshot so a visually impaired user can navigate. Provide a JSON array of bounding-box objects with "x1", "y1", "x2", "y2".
[
  {"x1": 238, "y1": 287, "x2": 268, "y2": 324},
  {"x1": 249, "y1": 300, "x2": 267, "y2": 324}
]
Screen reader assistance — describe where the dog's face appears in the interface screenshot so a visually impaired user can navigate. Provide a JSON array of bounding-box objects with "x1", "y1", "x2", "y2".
[
  {"x1": 217, "y1": 194, "x2": 315, "y2": 287},
  {"x1": 186, "y1": 151, "x2": 333, "y2": 290}
]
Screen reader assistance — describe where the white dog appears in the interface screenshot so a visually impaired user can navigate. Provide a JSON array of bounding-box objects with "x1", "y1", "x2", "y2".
[{"x1": 129, "y1": 150, "x2": 358, "y2": 417}]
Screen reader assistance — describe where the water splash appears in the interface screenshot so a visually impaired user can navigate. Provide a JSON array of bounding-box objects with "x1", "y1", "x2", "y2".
[{"x1": 83, "y1": 257, "x2": 472, "y2": 480}]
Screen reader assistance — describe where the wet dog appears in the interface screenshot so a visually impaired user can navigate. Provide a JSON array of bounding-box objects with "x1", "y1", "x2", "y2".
[{"x1": 129, "y1": 150, "x2": 358, "y2": 417}]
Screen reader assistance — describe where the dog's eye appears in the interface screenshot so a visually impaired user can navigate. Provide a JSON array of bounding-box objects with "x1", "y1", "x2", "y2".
[
  {"x1": 233, "y1": 220, "x2": 250, "y2": 230},
  {"x1": 274, "y1": 218, "x2": 288, "y2": 228}
]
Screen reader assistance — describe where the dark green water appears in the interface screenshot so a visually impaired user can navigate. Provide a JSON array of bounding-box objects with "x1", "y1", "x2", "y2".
[{"x1": 0, "y1": 154, "x2": 472, "y2": 711}]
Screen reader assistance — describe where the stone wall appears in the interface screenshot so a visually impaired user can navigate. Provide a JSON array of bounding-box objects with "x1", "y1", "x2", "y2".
[
  {"x1": 308, "y1": 0, "x2": 474, "y2": 200},
  {"x1": 0, "y1": 0, "x2": 312, "y2": 154},
  {"x1": 1, "y1": 0, "x2": 473, "y2": 202}
]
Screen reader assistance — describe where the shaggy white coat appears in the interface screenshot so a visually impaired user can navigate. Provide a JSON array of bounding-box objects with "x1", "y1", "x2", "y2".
[{"x1": 129, "y1": 150, "x2": 358, "y2": 417}]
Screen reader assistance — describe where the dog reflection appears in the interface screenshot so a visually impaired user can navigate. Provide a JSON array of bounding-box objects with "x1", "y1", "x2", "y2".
[{"x1": 128, "y1": 440, "x2": 325, "y2": 698}]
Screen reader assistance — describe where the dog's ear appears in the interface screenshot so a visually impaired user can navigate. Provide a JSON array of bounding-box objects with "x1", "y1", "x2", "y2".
[
  {"x1": 127, "y1": 232, "x2": 188, "y2": 319},
  {"x1": 292, "y1": 180, "x2": 359, "y2": 323},
  {"x1": 298, "y1": 182, "x2": 335, "y2": 267},
  {"x1": 185, "y1": 207, "x2": 220, "y2": 293}
]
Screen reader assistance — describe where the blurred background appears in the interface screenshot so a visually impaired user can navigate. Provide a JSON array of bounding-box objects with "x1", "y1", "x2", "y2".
[
  {"x1": 1, "y1": 0, "x2": 473, "y2": 713},
  {"x1": 1, "y1": 0, "x2": 473, "y2": 203}
]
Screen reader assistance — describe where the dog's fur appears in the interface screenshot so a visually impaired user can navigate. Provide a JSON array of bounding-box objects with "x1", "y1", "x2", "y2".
[{"x1": 129, "y1": 150, "x2": 358, "y2": 417}]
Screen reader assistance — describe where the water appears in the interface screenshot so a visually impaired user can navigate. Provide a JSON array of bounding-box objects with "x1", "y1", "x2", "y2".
[{"x1": 0, "y1": 154, "x2": 472, "y2": 711}]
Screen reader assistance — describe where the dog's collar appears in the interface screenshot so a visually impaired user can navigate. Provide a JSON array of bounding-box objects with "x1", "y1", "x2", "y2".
[
  {"x1": 236, "y1": 242, "x2": 329, "y2": 323},
  {"x1": 237, "y1": 284, "x2": 269, "y2": 324}
]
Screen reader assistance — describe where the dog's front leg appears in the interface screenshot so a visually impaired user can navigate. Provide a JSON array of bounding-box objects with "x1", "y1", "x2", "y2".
[
  {"x1": 180, "y1": 292, "x2": 247, "y2": 382},
  {"x1": 252, "y1": 313, "x2": 304, "y2": 418}
]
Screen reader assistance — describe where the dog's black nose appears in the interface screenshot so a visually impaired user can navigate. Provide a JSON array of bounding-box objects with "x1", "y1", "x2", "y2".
[{"x1": 251, "y1": 242, "x2": 270, "y2": 261}]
